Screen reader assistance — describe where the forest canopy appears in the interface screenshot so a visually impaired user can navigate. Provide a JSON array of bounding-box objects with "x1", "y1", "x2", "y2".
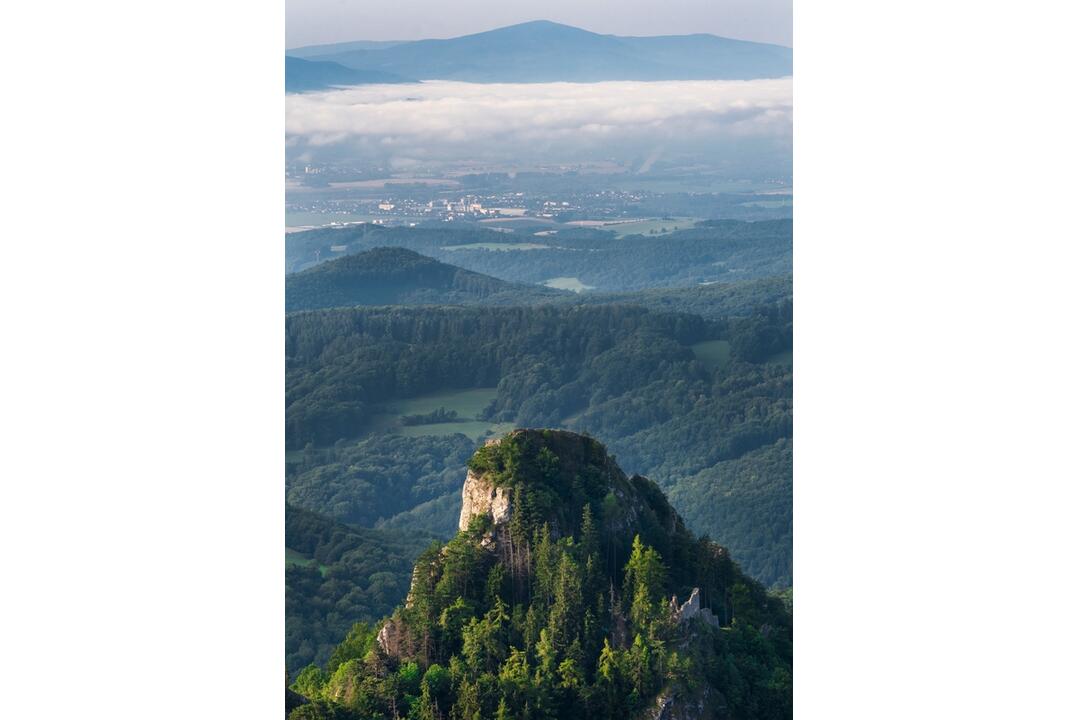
[{"x1": 287, "y1": 431, "x2": 792, "y2": 720}]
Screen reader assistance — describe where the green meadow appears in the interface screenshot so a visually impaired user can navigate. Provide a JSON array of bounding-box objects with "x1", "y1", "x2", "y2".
[
  {"x1": 611, "y1": 217, "x2": 699, "y2": 237},
  {"x1": 371, "y1": 388, "x2": 513, "y2": 440},
  {"x1": 690, "y1": 339, "x2": 733, "y2": 371},
  {"x1": 286, "y1": 547, "x2": 328, "y2": 576}
]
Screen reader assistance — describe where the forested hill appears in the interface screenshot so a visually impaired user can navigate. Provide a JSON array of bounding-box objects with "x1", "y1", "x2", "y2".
[
  {"x1": 287, "y1": 430, "x2": 792, "y2": 720},
  {"x1": 285, "y1": 220, "x2": 792, "y2": 292},
  {"x1": 285, "y1": 247, "x2": 567, "y2": 311},
  {"x1": 287, "y1": 243, "x2": 790, "y2": 319}
]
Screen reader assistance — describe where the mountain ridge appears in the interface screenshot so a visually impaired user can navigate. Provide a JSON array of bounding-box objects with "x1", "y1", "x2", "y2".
[
  {"x1": 298, "y1": 20, "x2": 792, "y2": 83},
  {"x1": 285, "y1": 246, "x2": 569, "y2": 311},
  {"x1": 285, "y1": 56, "x2": 415, "y2": 93}
]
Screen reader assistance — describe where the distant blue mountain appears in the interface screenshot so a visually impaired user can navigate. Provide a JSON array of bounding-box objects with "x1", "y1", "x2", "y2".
[
  {"x1": 287, "y1": 40, "x2": 405, "y2": 58},
  {"x1": 301, "y1": 20, "x2": 792, "y2": 83},
  {"x1": 285, "y1": 56, "x2": 414, "y2": 93}
]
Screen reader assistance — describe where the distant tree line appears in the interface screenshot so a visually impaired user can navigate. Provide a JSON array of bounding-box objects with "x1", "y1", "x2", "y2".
[{"x1": 285, "y1": 220, "x2": 792, "y2": 292}]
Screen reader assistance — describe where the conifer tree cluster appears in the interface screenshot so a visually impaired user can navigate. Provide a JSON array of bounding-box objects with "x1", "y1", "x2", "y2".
[{"x1": 289, "y1": 432, "x2": 791, "y2": 719}]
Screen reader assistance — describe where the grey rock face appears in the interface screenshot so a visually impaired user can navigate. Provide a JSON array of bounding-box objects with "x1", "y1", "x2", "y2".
[
  {"x1": 673, "y1": 587, "x2": 721, "y2": 629},
  {"x1": 458, "y1": 467, "x2": 512, "y2": 531}
]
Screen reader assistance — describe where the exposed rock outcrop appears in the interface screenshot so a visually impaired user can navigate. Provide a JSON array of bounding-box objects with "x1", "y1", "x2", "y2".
[
  {"x1": 458, "y1": 466, "x2": 512, "y2": 532},
  {"x1": 361, "y1": 429, "x2": 788, "y2": 717},
  {"x1": 458, "y1": 430, "x2": 685, "y2": 545},
  {"x1": 376, "y1": 618, "x2": 404, "y2": 658},
  {"x1": 671, "y1": 588, "x2": 720, "y2": 628}
]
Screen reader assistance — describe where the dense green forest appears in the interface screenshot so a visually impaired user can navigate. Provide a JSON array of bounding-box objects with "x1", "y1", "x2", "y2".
[
  {"x1": 285, "y1": 220, "x2": 791, "y2": 291},
  {"x1": 287, "y1": 244, "x2": 791, "y2": 319},
  {"x1": 287, "y1": 434, "x2": 475, "y2": 536},
  {"x1": 285, "y1": 304, "x2": 707, "y2": 449},
  {"x1": 287, "y1": 431, "x2": 791, "y2": 720},
  {"x1": 286, "y1": 505, "x2": 439, "y2": 674},
  {"x1": 286, "y1": 246, "x2": 791, "y2": 322},
  {"x1": 283, "y1": 233, "x2": 794, "y2": 704},
  {"x1": 286, "y1": 247, "x2": 567, "y2": 311},
  {"x1": 666, "y1": 440, "x2": 792, "y2": 585},
  {"x1": 285, "y1": 302, "x2": 792, "y2": 587},
  {"x1": 565, "y1": 274, "x2": 792, "y2": 321}
]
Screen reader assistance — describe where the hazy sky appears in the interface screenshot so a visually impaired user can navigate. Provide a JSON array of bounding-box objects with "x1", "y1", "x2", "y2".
[{"x1": 285, "y1": 0, "x2": 792, "y2": 50}]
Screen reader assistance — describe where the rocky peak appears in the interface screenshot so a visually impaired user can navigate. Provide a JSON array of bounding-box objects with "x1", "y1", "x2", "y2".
[{"x1": 458, "y1": 429, "x2": 684, "y2": 547}]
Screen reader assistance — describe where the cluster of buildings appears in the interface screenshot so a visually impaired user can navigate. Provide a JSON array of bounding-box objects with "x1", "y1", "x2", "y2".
[{"x1": 288, "y1": 185, "x2": 663, "y2": 228}]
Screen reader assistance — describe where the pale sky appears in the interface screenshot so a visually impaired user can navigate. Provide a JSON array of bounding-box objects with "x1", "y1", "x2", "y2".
[{"x1": 285, "y1": 0, "x2": 792, "y2": 50}]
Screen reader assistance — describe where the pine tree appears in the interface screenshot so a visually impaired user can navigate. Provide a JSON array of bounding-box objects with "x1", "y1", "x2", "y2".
[
  {"x1": 622, "y1": 536, "x2": 666, "y2": 635},
  {"x1": 534, "y1": 628, "x2": 557, "y2": 680},
  {"x1": 451, "y1": 679, "x2": 481, "y2": 720},
  {"x1": 547, "y1": 553, "x2": 582, "y2": 653},
  {"x1": 416, "y1": 681, "x2": 440, "y2": 720},
  {"x1": 578, "y1": 504, "x2": 598, "y2": 560},
  {"x1": 532, "y1": 525, "x2": 557, "y2": 606}
]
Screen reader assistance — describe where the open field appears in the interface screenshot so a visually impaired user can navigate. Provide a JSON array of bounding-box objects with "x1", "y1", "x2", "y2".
[
  {"x1": 544, "y1": 277, "x2": 595, "y2": 292},
  {"x1": 286, "y1": 547, "x2": 328, "y2": 575},
  {"x1": 739, "y1": 199, "x2": 792, "y2": 209},
  {"x1": 480, "y1": 216, "x2": 558, "y2": 225},
  {"x1": 397, "y1": 421, "x2": 516, "y2": 441},
  {"x1": 560, "y1": 217, "x2": 699, "y2": 237},
  {"x1": 612, "y1": 218, "x2": 698, "y2": 237},
  {"x1": 327, "y1": 178, "x2": 460, "y2": 189},
  {"x1": 442, "y1": 242, "x2": 549, "y2": 251},
  {"x1": 285, "y1": 211, "x2": 376, "y2": 227},
  {"x1": 690, "y1": 339, "x2": 732, "y2": 371},
  {"x1": 385, "y1": 388, "x2": 497, "y2": 418},
  {"x1": 369, "y1": 388, "x2": 513, "y2": 440}
]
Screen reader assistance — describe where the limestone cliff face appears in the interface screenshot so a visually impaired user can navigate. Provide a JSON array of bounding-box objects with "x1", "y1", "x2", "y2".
[
  {"x1": 376, "y1": 620, "x2": 403, "y2": 659},
  {"x1": 457, "y1": 434, "x2": 522, "y2": 533},
  {"x1": 460, "y1": 430, "x2": 685, "y2": 540},
  {"x1": 458, "y1": 467, "x2": 512, "y2": 532}
]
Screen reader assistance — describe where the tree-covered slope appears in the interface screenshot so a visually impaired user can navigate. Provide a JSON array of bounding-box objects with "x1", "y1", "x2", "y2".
[
  {"x1": 286, "y1": 504, "x2": 439, "y2": 675},
  {"x1": 666, "y1": 440, "x2": 792, "y2": 586},
  {"x1": 563, "y1": 274, "x2": 792, "y2": 321},
  {"x1": 287, "y1": 434, "x2": 475, "y2": 536},
  {"x1": 287, "y1": 239, "x2": 791, "y2": 318},
  {"x1": 284, "y1": 302, "x2": 793, "y2": 587},
  {"x1": 284, "y1": 220, "x2": 792, "y2": 292},
  {"x1": 287, "y1": 430, "x2": 792, "y2": 720},
  {"x1": 285, "y1": 247, "x2": 566, "y2": 311},
  {"x1": 284, "y1": 304, "x2": 709, "y2": 450}
]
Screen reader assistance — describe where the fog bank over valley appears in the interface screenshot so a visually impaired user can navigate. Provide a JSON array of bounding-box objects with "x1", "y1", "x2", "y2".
[{"x1": 285, "y1": 79, "x2": 792, "y2": 175}]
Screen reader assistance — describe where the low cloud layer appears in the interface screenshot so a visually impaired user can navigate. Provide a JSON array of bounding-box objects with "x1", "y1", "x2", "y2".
[{"x1": 285, "y1": 79, "x2": 792, "y2": 172}]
